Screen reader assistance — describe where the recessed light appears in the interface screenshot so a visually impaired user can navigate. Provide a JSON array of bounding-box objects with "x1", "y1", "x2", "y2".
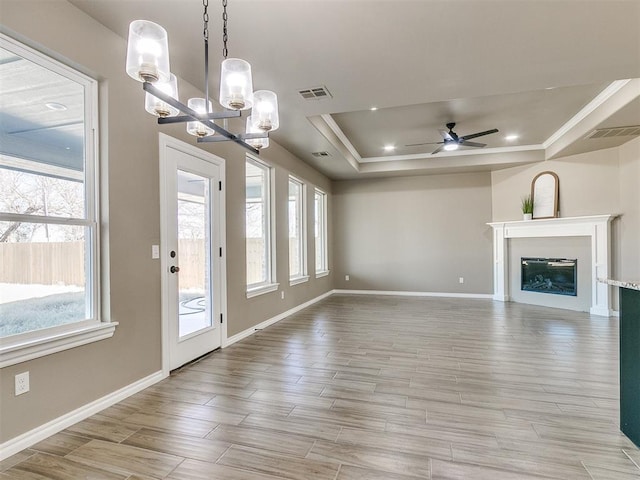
[
  {"x1": 45, "y1": 102, "x2": 67, "y2": 111},
  {"x1": 383, "y1": 145, "x2": 395, "y2": 152},
  {"x1": 370, "y1": 106, "x2": 378, "y2": 111},
  {"x1": 505, "y1": 134, "x2": 519, "y2": 141}
]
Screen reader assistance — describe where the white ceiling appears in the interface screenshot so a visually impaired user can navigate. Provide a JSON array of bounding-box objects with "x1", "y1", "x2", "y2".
[{"x1": 68, "y1": 0, "x2": 640, "y2": 179}]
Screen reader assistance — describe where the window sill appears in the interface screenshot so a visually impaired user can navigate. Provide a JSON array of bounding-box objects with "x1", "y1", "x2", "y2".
[
  {"x1": 246, "y1": 283, "x2": 280, "y2": 299},
  {"x1": 0, "y1": 322, "x2": 118, "y2": 368},
  {"x1": 315, "y1": 270, "x2": 330, "y2": 279},
  {"x1": 289, "y1": 275, "x2": 310, "y2": 286}
]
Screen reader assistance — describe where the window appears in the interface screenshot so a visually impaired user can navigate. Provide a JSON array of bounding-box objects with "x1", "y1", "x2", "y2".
[
  {"x1": 246, "y1": 157, "x2": 277, "y2": 297},
  {"x1": 288, "y1": 176, "x2": 308, "y2": 285},
  {"x1": 314, "y1": 188, "x2": 329, "y2": 276},
  {"x1": 0, "y1": 34, "x2": 113, "y2": 367}
]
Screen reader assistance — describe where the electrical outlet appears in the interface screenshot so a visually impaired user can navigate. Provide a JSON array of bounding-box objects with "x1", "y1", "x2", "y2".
[
  {"x1": 345, "y1": 275, "x2": 350, "y2": 281},
  {"x1": 15, "y1": 372, "x2": 29, "y2": 396},
  {"x1": 459, "y1": 277, "x2": 464, "y2": 284},
  {"x1": 281, "y1": 291, "x2": 285, "y2": 300}
]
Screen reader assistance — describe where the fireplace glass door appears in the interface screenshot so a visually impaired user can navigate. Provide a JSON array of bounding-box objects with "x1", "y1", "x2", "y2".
[{"x1": 521, "y1": 258, "x2": 577, "y2": 296}]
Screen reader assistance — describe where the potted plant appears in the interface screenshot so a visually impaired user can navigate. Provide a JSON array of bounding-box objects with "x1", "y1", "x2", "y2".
[{"x1": 521, "y1": 194, "x2": 533, "y2": 221}]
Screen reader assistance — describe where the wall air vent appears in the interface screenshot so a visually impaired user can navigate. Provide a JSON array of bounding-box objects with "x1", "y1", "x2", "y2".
[
  {"x1": 311, "y1": 151, "x2": 331, "y2": 158},
  {"x1": 298, "y1": 86, "x2": 332, "y2": 100},
  {"x1": 586, "y1": 125, "x2": 640, "y2": 139}
]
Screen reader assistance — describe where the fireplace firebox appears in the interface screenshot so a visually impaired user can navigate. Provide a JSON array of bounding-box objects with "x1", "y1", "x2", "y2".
[{"x1": 521, "y1": 258, "x2": 577, "y2": 296}]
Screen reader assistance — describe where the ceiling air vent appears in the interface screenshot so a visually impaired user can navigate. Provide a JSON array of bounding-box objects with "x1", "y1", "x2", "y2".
[
  {"x1": 586, "y1": 125, "x2": 640, "y2": 139},
  {"x1": 298, "y1": 86, "x2": 332, "y2": 100},
  {"x1": 311, "y1": 151, "x2": 331, "y2": 158}
]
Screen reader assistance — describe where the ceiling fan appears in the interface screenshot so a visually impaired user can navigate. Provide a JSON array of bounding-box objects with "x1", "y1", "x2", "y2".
[{"x1": 406, "y1": 122, "x2": 499, "y2": 154}]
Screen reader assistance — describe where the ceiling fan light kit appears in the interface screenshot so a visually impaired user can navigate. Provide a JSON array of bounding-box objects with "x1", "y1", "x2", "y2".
[
  {"x1": 443, "y1": 143, "x2": 459, "y2": 152},
  {"x1": 407, "y1": 122, "x2": 499, "y2": 154},
  {"x1": 125, "y1": 0, "x2": 278, "y2": 153}
]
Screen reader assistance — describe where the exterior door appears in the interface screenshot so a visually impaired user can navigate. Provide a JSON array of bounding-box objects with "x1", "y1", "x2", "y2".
[{"x1": 160, "y1": 135, "x2": 225, "y2": 371}]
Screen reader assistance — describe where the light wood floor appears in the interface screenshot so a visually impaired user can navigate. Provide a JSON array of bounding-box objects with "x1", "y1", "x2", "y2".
[{"x1": 2, "y1": 295, "x2": 639, "y2": 479}]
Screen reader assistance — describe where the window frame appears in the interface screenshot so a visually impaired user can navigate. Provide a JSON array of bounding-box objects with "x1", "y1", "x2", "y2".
[
  {"x1": 245, "y1": 155, "x2": 278, "y2": 298},
  {"x1": 314, "y1": 188, "x2": 329, "y2": 277},
  {"x1": 0, "y1": 33, "x2": 115, "y2": 368},
  {"x1": 288, "y1": 176, "x2": 309, "y2": 286}
]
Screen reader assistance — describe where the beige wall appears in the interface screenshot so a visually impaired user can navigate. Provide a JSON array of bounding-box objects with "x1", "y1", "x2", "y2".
[
  {"x1": 332, "y1": 172, "x2": 494, "y2": 294},
  {"x1": 0, "y1": 0, "x2": 332, "y2": 443},
  {"x1": 491, "y1": 148, "x2": 621, "y2": 222},
  {"x1": 491, "y1": 143, "x2": 640, "y2": 285},
  {"x1": 219, "y1": 139, "x2": 333, "y2": 337},
  {"x1": 618, "y1": 137, "x2": 640, "y2": 283}
]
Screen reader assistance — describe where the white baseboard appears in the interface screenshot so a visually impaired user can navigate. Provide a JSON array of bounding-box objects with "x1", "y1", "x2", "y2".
[
  {"x1": 335, "y1": 289, "x2": 493, "y2": 299},
  {"x1": 590, "y1": 306, "x2": 617, "y2": 317},
  {"x1": 223, "y1": 290, "x2": 335, "y2": 347},
  {"x1": 0, "y1": 370, "x2": 165, "y2": 461}
]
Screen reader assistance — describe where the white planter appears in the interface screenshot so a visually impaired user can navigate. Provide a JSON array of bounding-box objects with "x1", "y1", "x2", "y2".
[{"x1": 523, "y1": 213, "x2": 533, "y2": 221}]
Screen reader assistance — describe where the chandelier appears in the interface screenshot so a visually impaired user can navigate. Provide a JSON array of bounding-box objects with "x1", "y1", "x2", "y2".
[{"x1": 125, "y1": 0, "x2": 278, "y2": 153}]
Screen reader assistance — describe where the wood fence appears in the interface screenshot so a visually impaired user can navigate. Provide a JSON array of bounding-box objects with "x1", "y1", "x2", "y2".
[
  {"x1": 178, "y1": 239, "x2": 265, "y2": 289},
  {"x1": 0, "y1": 241, "x2": 85, "y2": 286},
  {"x1": 0, "y1": 239, "x2": 267, "y2": 289}
]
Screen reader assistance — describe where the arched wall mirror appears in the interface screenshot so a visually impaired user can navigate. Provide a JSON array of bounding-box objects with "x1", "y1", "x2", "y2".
[{"x1": 531, "y1": 171, "x2": 559, "y2": 219}]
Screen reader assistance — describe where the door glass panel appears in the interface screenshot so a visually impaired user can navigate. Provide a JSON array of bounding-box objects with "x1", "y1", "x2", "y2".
[{"x1": 177, "y1": 169, "x2": 212, "y2": 338}]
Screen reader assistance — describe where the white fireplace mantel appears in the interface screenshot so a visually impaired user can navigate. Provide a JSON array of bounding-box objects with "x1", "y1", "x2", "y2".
[{"x1": 487, "y1": 215, "x2": 617, "y2": 316}]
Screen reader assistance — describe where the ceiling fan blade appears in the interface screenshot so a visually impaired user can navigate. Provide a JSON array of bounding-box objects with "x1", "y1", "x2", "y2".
[
  {"x1": 439, "y1": 129, "x2": 455, "y2": 141},
  {"x1": 459, "y1": 140, "x2": 486, "y2": 148},
  {"x1": 405, "y1": 141, "x2": 444, "y2": 147},
  {"x1": 431, "y1": 144, "x2": 446, "y2": 154},
  {"x1": 460, "y1": 128, "x2": 499, "y2": 141}
]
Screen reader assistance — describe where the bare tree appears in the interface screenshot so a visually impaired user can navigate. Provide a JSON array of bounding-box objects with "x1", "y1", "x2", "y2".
[{"x1": 0, "y1": 168, "x2": 84, "y2": 242}]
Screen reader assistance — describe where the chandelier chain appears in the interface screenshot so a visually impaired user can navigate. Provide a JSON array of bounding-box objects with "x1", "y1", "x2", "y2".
[
  {"x1": 222, "y1": 0, "x2": 228, "y2": 59},
  {"x1": 203, "y1": 0, "x2": 209, "y2": 41}
]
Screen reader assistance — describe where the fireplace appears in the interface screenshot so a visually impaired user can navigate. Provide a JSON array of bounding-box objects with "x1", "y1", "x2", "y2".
[
  {"x1": 488, "y1": 215, "x2": 615, "y2": 316},
  {"x1": 521, "y1": 258, "x2": 577, "y2": 296}
]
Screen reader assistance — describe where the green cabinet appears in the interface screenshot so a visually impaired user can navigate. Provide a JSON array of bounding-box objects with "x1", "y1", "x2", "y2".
[{"x1": 620, "y1": 286, "x2": 640, "y2": 448}]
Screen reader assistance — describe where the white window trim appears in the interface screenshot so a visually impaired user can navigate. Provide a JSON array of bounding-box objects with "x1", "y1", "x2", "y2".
[
  {"x1": 246, "y1": 155, "x2": 276, "y2": 292},
  {"x1": 288, "y1": 176, "x2": 307, "y2": 281},
  {"x1": 314, "y1": 188, "x2": 329, "y2": 275},
  {"x1": 0, "y1": 322, "x2": 117, "y2": 369},
  {"x1": 246, "y1": 282, "x2": 280, "y2": 299},
  {"x1": 289, "y1": 275, "x2": 310, "y2": 286},
  {"x1": 0, "y1": 33, "x2": 113, "y2": 368}
]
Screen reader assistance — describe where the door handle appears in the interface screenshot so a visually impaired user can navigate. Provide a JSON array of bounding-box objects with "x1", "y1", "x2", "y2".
[{"x1": 170, "y1": 265, "x2": 180, "y2": 274}]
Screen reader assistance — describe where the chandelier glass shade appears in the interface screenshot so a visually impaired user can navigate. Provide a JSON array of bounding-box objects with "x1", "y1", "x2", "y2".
[
  {"x1": 126, "y1": 20, "x2": 170, "y2": 83},
  {"x1": 219, "y1": 58, "x2": 253, "y2": 111},
  {"x1": 187, "y1": 98, "x2": 215, "y2": 137},
  {"x1": 252, "y1": 90, "x2": 279, "y2": 132},
  {"x1": 246, "y1": 116, "x2": 269, "y2": 149},
  {"x1": 125, "y1": 0, "x2": 277, "y2": 154},
  {"x1": 144, "y1": 73, "x2": 179, "y2": 118}
]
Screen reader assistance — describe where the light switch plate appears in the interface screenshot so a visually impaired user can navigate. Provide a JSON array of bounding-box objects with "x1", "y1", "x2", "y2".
[{"x1": 152, "y1": 245, "x2": 160, "y2": 259}]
